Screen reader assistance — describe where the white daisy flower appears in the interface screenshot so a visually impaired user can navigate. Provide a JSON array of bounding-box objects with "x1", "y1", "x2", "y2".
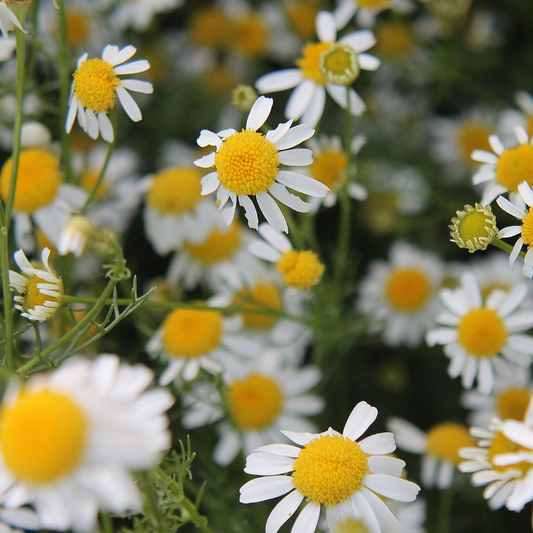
[
  {"x1": 146, "y1": 294, "x2": 261, "y2": 384},
  {"x1": 166, "y1": 220, "x2": 267, "y2": 291},
  {"x1": 9, "y1": 247, "x2": 63, "y2": 323},
  {"x1": 334, "y1": 0, "x2": 416, "y2": 29},
  {"x1": 0, "y1": 354, "x2": 174, "y2": 532},
  {"x1": 387, "y1": 417, "x2": 475, "y2": 490},
  {"x1": 195, "y1": 95, "x2": 328, "y2": 233},
  {"x1": 426, "y1": 271, "x2": 533, "y2": 395},
  {"x1": 498, "y1": 91, "x2": 533, "y2": 144},
  {"x1": 255, "y1": 11, "x2": 380, "y2": 127},
  {"x1": 248, "y1": 223, "x2": 324, "y2": 290},
  {"x1": 303, "y1": 133, "x2": 367, "y2": 211},
  {"x1": 240, "y1": 401, "x2": 420, "y2": 533},
  {"x1": 182, "y1": 350, "x2": 324, "y2": 466},
  {"x1": 0, "y1": 3, "x2": 24, "y2": 37},
  {"x1": 66, "y1": 44, "x2": 153, "y2": 143},
  {"x1": 496, "y1": 181, "x2": 533, "y2": 279},
  {"x1": 459, "y1": 418, "x2": 530, "y2": 511},
  {"x1": 357, "y1": 242, "x2": 444, "y2": 347},
  {"x1": 471, "y1": 126, "x2": 533, "y2": 205},
  {"x1": 0, "y1": 147, "x2": 87, "y2": 252}
]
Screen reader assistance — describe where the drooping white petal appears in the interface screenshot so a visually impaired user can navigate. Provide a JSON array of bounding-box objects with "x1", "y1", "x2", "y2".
[
  {"x1": 200, "y1": 172, "x2": 220, "y2": 195},
  {"x1": 120, "y1": 79, "x2": 153, "y2": 94},
  {"x1": 286, "y1": 80, "x2": 317, "y2": 121},
  {"x1": 269, "y1": 183, "x2": 311, "y2": 213},
  {"x1": 98, "y1": 112, "x2": 114, "y2": 143},
  {"x1": 290, "y1": 502, "x2": 320, "y2": 533},
  {"x1": 257, "y1": 192, "x2": 289, "y2": 233},
  {"x1": 276, "y1": 171, "x2": 328, "y2": 197},
  {"x1": 239, "y1": 195, "x2": 259, "y2": 229},
  {"x1": 363, "y1": 474, "x2": 420, "y2": 502},
  {"x1": 116, "y1": 86, "x2": 142, "y2": 122},
  {"x1": 239, "y1": 476, "x2": 294, "y2": 503},
  {"x1": 266, "y1": 491, "x2": 304, "y2": 533}
]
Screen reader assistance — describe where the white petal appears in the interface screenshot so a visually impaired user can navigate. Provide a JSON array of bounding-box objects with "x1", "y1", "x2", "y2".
[
  {"x1": 316, "y1": 11, "x2": 337, "y2": 42},
  {"x1": 121, "y1": 79, "x2": 153, "y2": 94},
  {"x1": 116, "y1": 86, "x2": 142, "y2": 122},
  {"x1": 239, "y1": 476, "x2": 294, "y2": 503},
  {"x1": 359, "y1": 432, "x2": 395, "y2": 455},
  {"x1": 286, "y1": 81, "x2": 317, "y2": 121},
  {"x1": 256, "y1": 69, "x2": 303, "y2": 94},
  {"x1": 269, "y1": 183, "x2": 311, "y2": 213},
  {"x1": 275, "y1": 124, "x2": 315, "y2": 150},
  {"x1": 358, "y1": 54, "x2": 380, "y2": 71},
  {"x1": 259, "y1": 222, "x2": 292, "y2": 252},
  {"x1": 363, "y1": 474, "x2": 420, "y2": 502},
  {"x1": 290, "y1": 502, "x2": 320, "y2": 533},
  {"x1": 266, "y1": 491, "x2": 304, "y2": 533},
  {"x1": 247, "y1": 96, "x2": 273, "y2": 131},
  {"x1": 343, "y1": 401, "x2": 378, "y2": 441},
  {"x1": 239, "y1": 195, "x2": 259, "y2": 229},
  {"x1": 276, "y1": 171, "x2": 328, "y2": 197},
  {"x1": 257, "y1": 192, "x2": 289, "y2": 233},
  {"x1": 114, "y1": 59, "x2": 150, "y2": 75}
]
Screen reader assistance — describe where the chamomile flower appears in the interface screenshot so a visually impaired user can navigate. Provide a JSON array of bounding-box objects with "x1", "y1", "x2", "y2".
[
  {"x1": 9, "y1": 248, "x2": 63, "y2": 322},
  {"x1": 496, "y1": 181, "x2": 533, "y2": 279},
  {"x1": 255, "y1": 11, "x2": 380, "y2": 127},
  {"x1": 240, "y1": 401, "x2": 420, "y2": 533},
  {"x1": 0, "y1": 147, "x2": 86, "y2": 252},
  {"x1": 426, "y1": 272, "x2": 533, "y2": 395},
  {"x1": 143, "y1": 167, "x2": 226, "y2": 255},
  {"x1": 182, "y1": 351, "x2": 324, "y2": 466},
  {"x1": 146, "y1": 295, "x2": 260, "y2": 384},
  {"x1": 334, "y1": 0, "x2": 416, "y2": 29},
  {"x1": 472, "y1": 126, "x2": 533, "y2": 205},
  {"x1": 249, "y1": 223, "x2": 324, "y2": 290},
  {"x1": 304, "y1": 134, "x2": 367, "y2": 211},
  {"x1": 166, "y1": 220, "x2": 266, "y2": 290},
  {"x1": 0, "y1": 354, "x2": 174, "y2": 532},
  {"x1": 195, "y1": 96, "x2": 328, "y2": 233},
  {"x1": 357, "y1": 242, "x2": 444, "y2": 347},
  {"x1": 66, "y1": 44, "x2": 153, "y2": 143},
  {"x1": 387, "y1": 417, "x2": 474, "y2": 489},
  {"x1": 0, "y1": 3, "x2": 24, "y2": 37}
]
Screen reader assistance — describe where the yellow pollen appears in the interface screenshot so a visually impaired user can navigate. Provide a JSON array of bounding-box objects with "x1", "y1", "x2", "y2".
[
  {"x1": 189, "y1": 7, "x2": 231, "y2": 49},
  {"x1": 184, "y1": 223, "x2": 241, "y2": 265},
  {"x1": 458, "y1": 123, "x2": 493, "y2": 165},
  {"x1": 358, "y1": 0, "x2": 390, "y2": 10},
  {"x1": 374, "y1": 21, "x2": 415, "y2": 58},
  {"x1": 229, "y1": 374, "x2": 283, "y2": 430},
  {"x1": 296, "y1": 42, "x2": 331, "y2": 85},
  {"x1": 333, "y1": 519, "x2": 369, "y2": 533},
  {"x1": 496, "y1": 144, "x2": 533, "y2": 191},
  {"x1": 24, "y1": 275, "x2": 63, "y2": 312},
  {"x1": 287, "y1": 1, "x2": 320, "y2": 39},
  {"x1": 292, "y1": 434, "x2": 369, "y2": 507},
  {"x1": 522, "y1": 211, "x2": 533, "y2": 246},
  {"x1": 385, "y1": 268, "x2": 430, "y2": 312},
  {"x1": 234, "y1": 282, "x2": 283, "y2": 330},
  {"x1": 426, "y1": 422, "x2": 475, "y2": 465},
  {"x1": 488, "y1": 431, "x2": 531, "y2": 474},
  {"x1": 276, "y1": 250, "x2": 324, "y2": 290},
  {"x1": 80, "y1": 170, "x2": 109, "y2": 199},
  {"x1": 0, "y1": 389, "x2": 87, "y2": 484},
  {"x1": 310, "y1": 150, "x2": 347, "y2": 190},
  {"x1": 457, "y1": 308, "x2": 507, "y2": 357},
  {"x1": 66, "y1": 11, "x2": 89, "y2": 46},
  {"x1": 0, "y1": 148, "x2": 61, "y2": 214},
  {"x1": 215, "y1": 130, "x2": 279, "y2": 196},
  {"x1": 495, "y1": 388, "x2": 531, "y2": 421},
  {"x1": 162, "y1": 308, "x2": 223, "y2": 358},
  {"x1": 73, "y1": 58, "x2": 120, "y2": 113},
  {"x1": 231, "y1": 15, "x2": 268, "y2": 57},
  {"x1": 147, "y1": 168, "x2": 203, "y2": 215}
]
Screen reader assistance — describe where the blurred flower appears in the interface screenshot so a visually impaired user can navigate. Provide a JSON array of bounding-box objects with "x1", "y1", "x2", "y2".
[
  {"x1": 20, "y1": 121, "x2": 52, "y2": 149},
  {"x1": 256, "y1": 11, "x2": 380, "y2": 127},
  {"x1": 107, "y1": 0, "x2": 183, "y2": 32},
  {"x1": 195, "y1": 96, "x2": 327, "y2": 233},
  {"x1": 0, "y1": 354, "x2": 174, "y2": 532},
  {"x1": 249, "y1": 223, "x2": 325, "y2": 290},
  {"x1": 182, "y1": 350, "x2": 324, "y2": 466},
  {"x1": 240, "y1": 401, "x2": 420, "y2": 533},
  {"x1": 357, "y1": 242, "x2": 444, "y2": 347},
  {"x1": 66, "y1": 44, "x2": 153, "y2": 143},
  {"x1": 427, "y1": 272, "x2": 533, "y2": 394},
  {"x1": 58, "y1": 215, "x2": 93, "y2": 257},
  {"x1": 388, "y1": 417, "x2": 474, "y2": 489},
  {"x1": 334, "y1": 0, "x2": 416, "y2": 28},
  {"x1": 9, "y1": 247, "x2": 63, "y2": 322}
]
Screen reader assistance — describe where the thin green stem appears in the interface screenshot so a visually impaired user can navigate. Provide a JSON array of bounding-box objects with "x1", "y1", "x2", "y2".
[
  {"x1": 100, "y1": 512, "x2": 113, "y2": 533},
  {"x1": 435, "y1": 485, "x2": 453, "y2": 533},
  {"x1": 0, "y1": 226, "x2": 13, "y2": 369}
]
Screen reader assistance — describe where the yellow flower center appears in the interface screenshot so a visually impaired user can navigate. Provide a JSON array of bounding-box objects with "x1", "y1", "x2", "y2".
[
  {"x1": 66, "y1": 11, "x2": 89, "y2": 46},
  {"x1": 189, "y1": 7, "x2": 231, "y2": 48},
  {"x1": 320, "y1": 44, "x2": 360, "y2": 85},
  {"x1": 488, "y1": 431, "x2": 531, "y2": 474},
  {"x1": 426, "y1": 422, "x2": 475, "y2": 465},
  {"x1": 292, "y1": 434, "x2": 369, "y2": 507},
  {"x1": 80, "y1": 170, "x2": 109, "y2": 199},
  {"x1": 184, "y1": 223, "x2": 242, "y2": 265},
  {"x1": 522, "y1": 211, "x2": 533, "y2": 246},
  {"x1": 229, "y1": 374, "x2": 283, "y2": 430},
  {"x1": 333, "y1": 519, "x2": 369, "y2": 533},
  {"x1": 358, "y1": 0, "x2": 390, "y2": 10},
  {"x1": 162, "y1": 308, "x2": 223, "y2": 358},
  {"x1": 24, "y1": 274, "x2": 63, "y2": 312},
  {"x1": 73, "y1": 58, "x2": 120, "y2": 113},
  {"x1": 496, "y1": 144, "x2": 533, "y2": 191},
  {"x1": 495, "y1": 387, "x2": 531, "y2": 421},
  {"x1": 0, "y1": 148, "x2": 61, "y2": 214},
  {"x1": 458, "y1": 123, "x2": 493, "y2": 165},
  {"x1": 385, "y1": 268, "x2": 431, "y2": 312},
  {"x1": 276, "y1": 250, "x2": 324, "y2": 290},
  {"x1": 234, "y1": 282, "x2": 283, "y2": 330},
  {"x1": 457, "y1": 308, "x2": 508, "y2": 357},
  {"x1": 215, "y1": 130, "x2": 279, "y2": 196},
  {"x1": 374, "y1": 21, "x2": 415, "y2": 58},
  {"x1": 296, "y1": 42, "x2": 331, "y2": 85},
  {"x1": 455, "y1": 209, "x2": 493, "y2": 244},
  {"x1": 231, "y1": 15, "x2": 268, "y2": 57},
  {"x1": 147, "y1": 168, "x2": 203, "y2": 215},
  {"x1": 310, "y1": 150, "x2": 347, "y2": 190},
  {"x1": 286, "y1": 1, "x2": 320, "y2": 40},
  {"x1": 0, "y1": 389, "x2": 87, "y2": 484}
]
